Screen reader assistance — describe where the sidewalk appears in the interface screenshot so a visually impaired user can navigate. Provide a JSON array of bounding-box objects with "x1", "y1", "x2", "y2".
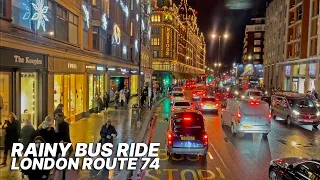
[{"x1": 0, "y1": 96, "x2": 155, "y2": 180}]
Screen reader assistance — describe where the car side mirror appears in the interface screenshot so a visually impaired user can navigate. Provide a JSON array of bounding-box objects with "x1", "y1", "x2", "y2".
[{"x1": 164, "y1": 118, "x2": 168, "y2": 121}]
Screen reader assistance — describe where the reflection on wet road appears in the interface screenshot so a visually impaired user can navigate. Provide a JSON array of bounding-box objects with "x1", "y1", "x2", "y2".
[{"x1": 146, "y1": 90, "x2": 320, "y2": 180}]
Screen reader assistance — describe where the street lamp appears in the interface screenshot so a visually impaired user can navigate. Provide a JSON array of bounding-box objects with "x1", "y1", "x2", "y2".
[{"x1": 212, "y1": 33, "x2": 229, "y2": 76}]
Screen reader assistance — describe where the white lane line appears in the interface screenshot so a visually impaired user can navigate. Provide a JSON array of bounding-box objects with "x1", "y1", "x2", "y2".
[
  {"x1": 209, "y1": 140, "x2": 228, "y2": 170},
  {"x1": 207, "y1": 152, "x2": 214, "y2": 160}
]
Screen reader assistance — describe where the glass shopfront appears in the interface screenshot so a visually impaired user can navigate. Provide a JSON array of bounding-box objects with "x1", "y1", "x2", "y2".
[
  {"x1": 88, "y1": 74, "x2": 104, "y2": 110},
  {"x1": 0, "y1": 72, "x2": 11, "y2": 124},
  {"x1": 54, "y1": 74, "x2": 84, "y2": 119}
]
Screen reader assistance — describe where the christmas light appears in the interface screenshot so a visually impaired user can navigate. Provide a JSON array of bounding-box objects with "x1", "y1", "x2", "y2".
[
  {"x1": 112, "y1": 24, "x2": 121, "y2": 44},
  {"x1": 135, "y1": 39, "x2": 139, "y2": 52},
  {"x1": 120, "y1": 0, "x2": 129, "y2": 17},
  {"x1": 31, "y1": 0, "x2": 49, "y2": 31},
  {"x1": 23, "y1": 1, "x2": 31, "y2": 20},
  {"x1": 82, "y1": 5, "x2": 90, "y2": 29},
  {"x1": 123, "y1": 46, "x2": 127, "y2": 55},
  {"x1": 136, "y1": 0, "x2": 139, "y2": 5},
  {"x1": 101, "y1": 13, "x2": 108, "y2": 30},
  {"x1": 136, "y1": 14, "x2": 139, "y2": 22}
]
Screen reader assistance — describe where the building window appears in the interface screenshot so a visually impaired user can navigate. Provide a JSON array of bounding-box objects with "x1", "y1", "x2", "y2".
[
  {"x1": 12, "y1": 0, "x2": 32, "y2": 29},
  {"x1": 254, "y1": 47, "x2": 261, "y2": 52},
  {"x1": 151, "y1": 15, "x2": 160, "y2": 22},
  {"x1": 130, "y1": 0, "x2": 134, "y2": 10},
  {"x1": 254, "y1": 32, "x2": 262, "y2": 38},
  {"x1": 100, "y1": 28, "x2": 108, "y2": 53},
  {"x1": 153, "y1": 50, "x2": 159, "y2": 57},
  {"x1": 92, "y1": 0, "x2": 101, "y2": 9},
  {"x1": 311, "y1": 18, "x2": 318, "y2": 37},
  {"x1": 130, "y1": 22, "x2": 133, "y2": 36},
  {"x1": 297, "y1": 5, "x2": 302, "y2": 20},
  {"x1": 312, "y1": 0, "x2": 319, "y2": 17},
  {"x1": 151, "y1": 38, "x2": 160, "y2": 45},
  {"x1": 310, "y1": 38, "x2": 318, "y2": 56},
  {"x1": 68, "y1": 12, "x2": 78, "y2": 45},
  {"x1": 254, "y1": 40, "x2": 261, "y2": 45},
  {"x1": 0, "y1": 0, "x2": 6, "y2": 17},
  {"x1": 83, "y1": 20, "x2": 89, "y2": 49},
  {"x1": 93, "y1": 26, "x2": 99, "y2": 50},
  {"x1": 56, "y1": 5, "x2": 68, "y2": 42},
  {"x1": 152, "y1": 27, "x2": 160, "y2": 34},
  {"x1": 254, "y1": 54, "x2": 260, "y2": 59},
  {"x1": 296, "y1": 23, "x2": 302, "y2": 38},
  {"x1": 295, "y1": 42, "x2": 300, "y2": 56}
]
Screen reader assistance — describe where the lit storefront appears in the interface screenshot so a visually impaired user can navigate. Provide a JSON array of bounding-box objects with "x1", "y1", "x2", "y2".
[
  {"x1": 48, "y1": 58, "x2": 85, "y2": 121},
  {"x1": 86, "y1": 65, "x2": 106, "y2": 112},
  {"x1": 0, "y1": 47, "x2": 47, "y2": 128}
]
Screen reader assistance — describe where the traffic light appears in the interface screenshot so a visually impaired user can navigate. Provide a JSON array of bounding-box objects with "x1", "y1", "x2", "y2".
[
  {"x1": 115, "y1": 78, "x2": 120, "y2": 83},
  {"x1": 208, "y1": 76, "x2": 213, "y2": 82}
]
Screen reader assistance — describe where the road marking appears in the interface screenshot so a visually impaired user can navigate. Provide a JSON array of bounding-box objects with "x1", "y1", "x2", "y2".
[
  {"x1": 216, "y1": 167, "x2": 225, "y2": 179},
  {"x1": 208, "y1": 140, "x2": 228, "y2": 170},
  {"x1": 207, "y1": 152, "x2": 214, "y2": 160}
]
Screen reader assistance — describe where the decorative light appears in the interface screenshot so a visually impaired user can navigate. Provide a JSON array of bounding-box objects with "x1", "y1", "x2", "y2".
[
  {"x1": 82, "y1": 5, "x2": 90, "y2": 29},
  {"x1": 112, "y1": 24, "x2": 121, "y2": 44},
  {"x1": 148, "y1": 5, "x2": 151, "y2": 14},
  {"x1": 135, "y1": 39, "x2": 139, "y2": 52},
  {"x1": 120, "y1": 0, "x2": 129, "y2": 17},
  {"x1": 108, "y1": 68, "x2": 116, "y2": 71},
  {"x1": 123, "y1": 45, "x2": 127, "y2": 55},
  {"x1": 101, "y1": 13, "x2": 108, "y2": 30},
  {"x1": 23, "y1": 1, "x2": 31, "y2": 20},
  {"x1": 142, "y1": 20, "x2": 145, "y2": 30},
  {"x1": 136, "y1": 14, "x2": 139, "y2": 22},
  {"x1": 31, "y1": 0, "x2": 49, "y2": 31},
  {"x1": 148, "y1": 28, "x2": 151, "y2": 39},
  {"x1": 136, "y1": 0, "x2": 139, "y2": 5}
]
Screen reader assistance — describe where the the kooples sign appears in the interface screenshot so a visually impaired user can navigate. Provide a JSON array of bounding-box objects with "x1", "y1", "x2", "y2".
[{"x1": 14, "y1": 55, "x2": 43, "y2": 65}]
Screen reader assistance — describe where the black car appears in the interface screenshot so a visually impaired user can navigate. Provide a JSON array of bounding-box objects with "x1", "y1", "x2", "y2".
[{"x1": 269, "y1": 157, "x2": 320, "y2": 180}]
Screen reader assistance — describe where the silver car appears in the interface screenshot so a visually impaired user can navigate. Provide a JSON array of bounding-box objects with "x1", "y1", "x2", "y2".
[
  {"x1": 172, "y1": 100, "x2": 193, "y2": 111},
  {"x1": 196, "y1": 96, "x2": 219, "y2": 114},
  {"x1": 221, "y1": 98, "x2": 271, "y2": 136}
]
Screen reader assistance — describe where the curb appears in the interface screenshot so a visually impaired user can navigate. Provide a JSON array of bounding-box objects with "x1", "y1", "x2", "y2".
[{"x1": 117, "y1": 98, "x2": 165, "y2": 180}]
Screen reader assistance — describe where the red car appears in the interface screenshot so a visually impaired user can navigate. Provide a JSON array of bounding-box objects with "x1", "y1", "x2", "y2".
[{"x1": 214, "y1": 91, "x2": 233, "y2": 100}]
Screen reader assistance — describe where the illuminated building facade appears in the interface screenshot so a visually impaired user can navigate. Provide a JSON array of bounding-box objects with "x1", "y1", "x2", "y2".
[
  {"x1": 151, "y1": 0, "x2": 206, "y2": 83},
  {"x1": 0, "y1": 0, "x2": 152, "y2": 125}
]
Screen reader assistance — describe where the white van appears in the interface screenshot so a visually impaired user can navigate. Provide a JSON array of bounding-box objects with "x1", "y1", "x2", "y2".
[{"x1": 221, "y1": 98, "x2": 271, "y2": 137}]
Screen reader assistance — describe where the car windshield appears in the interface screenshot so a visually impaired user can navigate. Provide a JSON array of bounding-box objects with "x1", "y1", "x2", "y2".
[
  {"x1": 174, "y1": 102, "x2": 190, "y2": 106},
  {"x1": 250, "y1": 91, "x2": 262, "y2": 96},
  {"x1": 173, "y1": 88, "x2": 183, "y2": 91},
  {"x1": 288, "y1": 98, "x2": 315, "y2": 108},
  {"x1": 202, "y1": 98, "x2": 216, "y2": 102},
  {"x1": 173, "y1": 93, "x2": 184, "y2": 97}
]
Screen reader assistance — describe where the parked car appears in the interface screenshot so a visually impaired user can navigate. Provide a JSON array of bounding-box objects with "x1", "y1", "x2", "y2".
[
  {"x1": 164, "y1": 110, "x2": 208, "y2": 160},
  {"x1": 221, "y1": 98, "x2": 271, "y2": 136},
  {"x1": 271, "y1": 91, "x2": 320, "y2": 128},
  {"x1": 196, "y1": 96, "x2": 219, "y2": 114},
  {"x1": 269, "y1": 157, "x2": 320, "y2": 180}
]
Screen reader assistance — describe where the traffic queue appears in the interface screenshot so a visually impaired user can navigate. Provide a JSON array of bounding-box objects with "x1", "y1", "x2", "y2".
[{"x1": 164, "y1": 79, "x2": 320, "y2": 180}]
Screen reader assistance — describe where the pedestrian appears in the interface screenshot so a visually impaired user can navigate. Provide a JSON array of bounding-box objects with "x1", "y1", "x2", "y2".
[
  {"x1": 120, "y1": 89, "x2": 126, "y2": 107},
  {"x1": 55, "y1": 113, "x2": 71, "y2": 143},
  {"x1": 20, "y1": 119, "x2": 36, "y2": 152},
  {"x1": 100, "y1": 118, "x2": 117, "y2": 144},
  {"x1": 53, "y1": 143, "x2": 78, "y2": 180},
  {"x1": 38, "y1": 115, "x2": 55, "y2": 145},
  {"x1": 312, "y1": 89, "x2": 318, "y2": 100},
  {"x1": 104, "y1": 92, "x2": 110, "y2": 109},
  {"x1": 125, "y1": 89, "x2": 130, "y2": 105},
  {"x1": 307, "y1": 91, "x2": 316, "y2": 101},
  {"x1": 53, "y1": 104, "x2": 64, "y2": 118},
  {"x1": 114, "y1": 91, "x2": 120, "y2": 109},
  {"x1": 0, "y1": 112, "x2": 20, "y2": 166},
  {"x1": 22, "y1": 136, "x2": 50, "y2": 180}
]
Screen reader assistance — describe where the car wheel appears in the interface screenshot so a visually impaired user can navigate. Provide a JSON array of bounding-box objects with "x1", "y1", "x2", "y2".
[
  {"x1": 286, "y1": 116, "x2": 291, "y2": 125},
  {"x1": 231, "y1": 123, "x2": 237, "y2": 136},
  {"x1": 269, "y1": 168, "x2": 280, "y2": 180}
]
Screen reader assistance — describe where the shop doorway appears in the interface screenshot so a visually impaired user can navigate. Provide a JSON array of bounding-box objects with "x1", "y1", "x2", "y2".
[
  {"x1": 298, "y1": 78, "x2": 305, "y2": 93},
  {"x1": 292, "y1": 78, "x2": 299, "y2": 92},
  {"x1": 0, "y1": 72, "x2": 11, "y2": 124},
  {"x1": 88, "y1": 74, "x2": 104, "y2": 111}
]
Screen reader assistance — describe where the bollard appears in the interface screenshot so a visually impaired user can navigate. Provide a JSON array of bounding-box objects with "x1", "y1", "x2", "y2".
[{"x1": 131, "y1": 104, "x2": 139, "y2": 120}]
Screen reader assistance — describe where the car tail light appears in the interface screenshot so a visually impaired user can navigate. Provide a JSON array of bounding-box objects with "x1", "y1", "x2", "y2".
[
  {"x1": 215, "y1": 103, "x2": 219, "y2": 107},
  {"x1": 200, "y1": 103, "x2": 204, "y2": 106},
  {"x1": 268, "y1": 113, "x2": 272, "y2": 118},
  {"x1": 168, "y1": 132, "x2": 173, "y2": 145},
  {"x1": 255, "y1": 102, "x2": 260, "y2": 105},
  {"x1": 171, "y1": 96, "x2": 174, "y2": 99},
  {"x1": 203, "y1": 133, "x2": 208, "y2": 145},
  {"x1": 249, "y1": 101, "x2": 255, "y2": 105},
  {"x1": 184, "y1": 117, "x2": 191, "y2": 120},
  {"x1": 237, "y1": 112, "x2": 241, "y2": 123}
]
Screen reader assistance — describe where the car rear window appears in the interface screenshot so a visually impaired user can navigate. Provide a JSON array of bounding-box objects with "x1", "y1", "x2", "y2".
[
  {"x1": 174, "y1": 102, "x2": 190, "y2": 106},
  {"x1": 172, "y1": 113, "x2": 204, "y2": 129},
  {"x1": 250, "y1": 91, "x2": 262, "y2": 96},
  {"x1": 288, "y1": 98, "x2": 315, "y2": 108},
  {"x1": 202, "y1": 98, "x2": 216, "y2": 102},
  {"x1": 173, "y1": 93, "x2": 184, "y2": 97},
  {"x1": 240, "y1": 102, "x2": 269, "y2": 116},
  {"x1": 173, "y1": 88, "x2": 183, "y2": 91}
]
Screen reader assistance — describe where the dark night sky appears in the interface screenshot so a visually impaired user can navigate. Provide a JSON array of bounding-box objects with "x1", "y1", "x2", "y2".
[{"x1": 172, "y1": 0, "x2": 266, "y2": 71}]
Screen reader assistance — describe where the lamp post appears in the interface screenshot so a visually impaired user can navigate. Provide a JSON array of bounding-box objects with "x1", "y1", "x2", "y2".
[{"x1": 211, "y1": 34, "x2": 228, "y2": 77}]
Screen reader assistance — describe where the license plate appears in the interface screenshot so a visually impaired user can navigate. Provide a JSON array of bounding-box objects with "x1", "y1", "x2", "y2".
[
  {"x1": 242, "y1": 125, "x2": 253, "y2": 129},
  {"x1": 302, "y1": 120, "x2": 314, "y2": 122},
  {"x1": 206, "y1": 104, "x2": 213, "y2": 107},
  {"x1": 181, "y1": 136, "x2": 195, "y2": 141}
]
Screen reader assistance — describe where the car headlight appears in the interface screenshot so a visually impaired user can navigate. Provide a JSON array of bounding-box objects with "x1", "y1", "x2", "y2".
[
  {"x1": 234, "y1": 91, "x2": 239, "y2": 95},
  {"x1": 292, "y1": 110, "x2": 300, "y2": 116},
  {"x1": 317, "y1": 111, "x2": 320, "y2": 116},
  {"x1": 241, "y1": 95, "x2": 245, "y2": 99}
]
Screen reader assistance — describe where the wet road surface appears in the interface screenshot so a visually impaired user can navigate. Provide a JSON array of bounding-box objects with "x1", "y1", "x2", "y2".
[{"x1": 145, "y1": 90, "x2": 320, "y2": 180}]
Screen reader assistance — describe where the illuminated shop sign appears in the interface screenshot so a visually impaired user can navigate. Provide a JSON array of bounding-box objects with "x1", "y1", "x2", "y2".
[
  {"x1": 112, "y1": 25, "x2": 121, "y2": 44},
  {"x1": 165, "y1": 28, "x2": 171, "y2": 57},
  {"x1": 97, "y1": 66, "x2": 105, "y2": 71},
  {"x1": 14, "y1": 55, "x2": 42, "y2": 65},
  {"x1": 68, "y1": 63, "x2": 77, "y2": 69}
]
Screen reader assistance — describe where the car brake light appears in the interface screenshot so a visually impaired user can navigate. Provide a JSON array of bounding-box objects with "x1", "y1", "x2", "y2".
[
  {"x1": 249, "y1": 101, "x2": 255, "y2": 105},
  {"x1": 237, "y1": 112, "x2": 241, "y2": 123},
  {"x1": 268, "y1": 113, "x2": 272, "y2": 118},
  {"x1": 255, "y1": 102, "x2": 260, "y2": 105},
  {"x1": 182, "y1": 96, "x2": 185, "y2": 98},
  {"x1": 215, "y1": 103, "x2": 219, "y2": 107},
  {"x1": 172, "y1": 108, "x2": 176, "y2": 111},
  {"x1": 168, "y1": 132, "x2": 173, "y2": 145},
  {"x1": 184, "y1": 117, "x2": 191, "y2": 120},
  {"x1": 203, "y1": 133, "x2": 208, "y2": 145}
]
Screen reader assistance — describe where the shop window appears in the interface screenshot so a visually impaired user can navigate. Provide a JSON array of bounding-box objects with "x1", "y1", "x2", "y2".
[
  {"x1": 56, "y1": 5, "x2": 68, "y2": 42},
  {"x1": 151, "y1": 38, "x2": 160, "y2": 45},
  {"x1": 93, "y1": 26, "x2": 99, "y2": 50},
  {"x1": 254, "y1": 40, "x2": 261, "y2": 45},
  {"x1": 309, "y1": 63, "x2": 316, "y2": 75},
  {"x1": 299, "y1": 64, "x2": 306, "y2": 75},
  {"x1": 254, "y1": 47, "x2": 261, "y2": 52},
  {"x1": 21, "y1": 72, "x2": 37, "y2": 128},
  {"x1": 0, "y1": 0, "x2": 6, "y2": 17},
  {"x1": 83, "y1": 20, "x2": 89, "y2": 49},
  {"x1": 292, "y1": 65, "x2": 299, "y2": 75},
  {"x1": 68, "y1": 12, "x2": 78, "y2": 45},
  {"x1": 0, "y1": 72, "x2": 11, "y2": 125},
  {"x1": 153, "y1": 50, "x2": 159, "y2": 57}
]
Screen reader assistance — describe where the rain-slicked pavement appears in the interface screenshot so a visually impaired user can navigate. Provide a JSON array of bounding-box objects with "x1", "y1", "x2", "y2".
[
  {"x1": 145, "y1": 91, "x2": 320, "y2": 180},
  {"x1": 0, "y1": 96, "x2": 157, "y2": 180}
]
